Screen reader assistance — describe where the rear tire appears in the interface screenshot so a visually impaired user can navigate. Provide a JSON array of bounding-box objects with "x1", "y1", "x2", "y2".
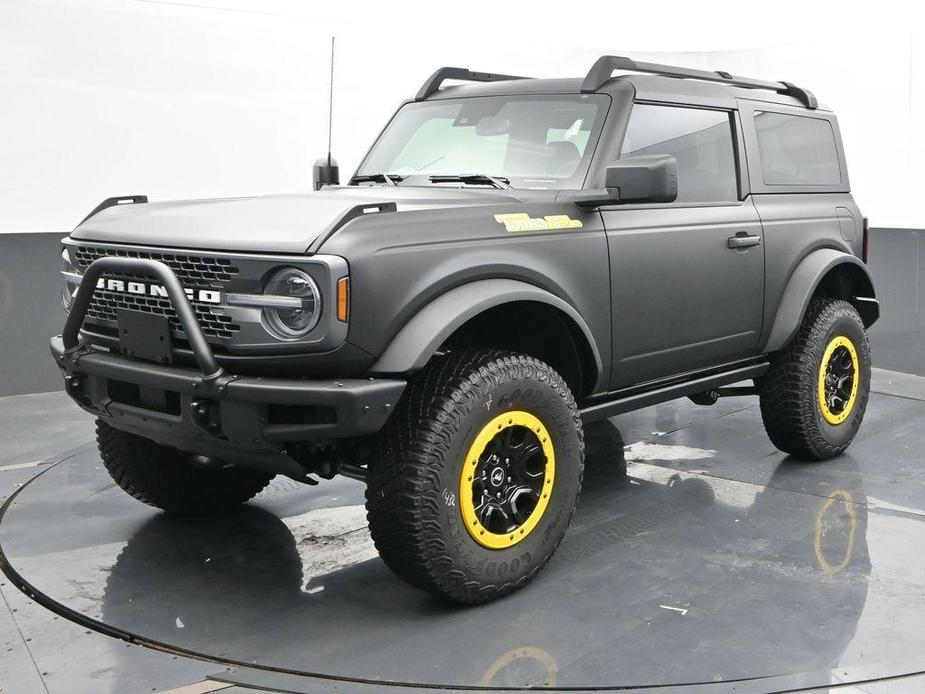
[
  {"x1": 366, "y1": 349, "x2": 584, "y2": 604},
  {"x1": 96, "y1": 420, "x2": 273, "y2": 515},
  {"x1": 758, "y1": 298, "x2": 871, "y2": 460}
]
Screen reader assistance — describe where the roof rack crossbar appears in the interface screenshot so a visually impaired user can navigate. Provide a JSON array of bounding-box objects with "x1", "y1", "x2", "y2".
[
  {"x1": 581, "y1": 55, "x2": 817, "y2": 109},
  {"x1": 415, "y1": 67, "x2": 530, "y2": 101}
]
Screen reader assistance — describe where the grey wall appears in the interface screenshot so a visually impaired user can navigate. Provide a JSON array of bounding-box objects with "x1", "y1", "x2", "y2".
[
  {"x1": 0, "y1": 233, "x2": 68, "y2": 396},
  {"x1": 0, "y1": 229, "x2": 921, "y2": 397},
  {"x1": 867, "y1": 228, "x2": 925, "y2": 377}
]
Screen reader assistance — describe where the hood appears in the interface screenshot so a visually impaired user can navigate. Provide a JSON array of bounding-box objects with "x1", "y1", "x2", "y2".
[{"x1": 70, "y1": 187, "x2": 532, "y2": 254}]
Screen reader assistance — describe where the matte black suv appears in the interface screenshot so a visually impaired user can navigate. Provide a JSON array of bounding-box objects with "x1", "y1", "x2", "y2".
[{"x1": 53, "y1": 56, "x2": 879, "y2": 603}]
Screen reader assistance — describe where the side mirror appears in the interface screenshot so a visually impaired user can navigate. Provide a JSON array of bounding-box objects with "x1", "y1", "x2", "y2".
[
  {"x1": 605, "y1": 154, "x2": 678, "y2": 204},
  {"x1": 560, "y1": 154, "x2": 678, "y2": 209},
  {"x1": 313, "y1": 155, "x2": 340, "y2": 191}
]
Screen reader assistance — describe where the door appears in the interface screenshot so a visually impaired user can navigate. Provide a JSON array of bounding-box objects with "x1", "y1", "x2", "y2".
[{"x1": 604, "y1": 103, "x2": 765, "y2": 388}]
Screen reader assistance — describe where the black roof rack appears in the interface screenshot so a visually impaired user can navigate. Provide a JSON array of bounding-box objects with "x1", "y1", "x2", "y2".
[
  {"x1": 581, "y1": 55, "x2": 817, "y2": 109},
  {"x1": 416, "y1": 67, "x2": 530, "y2": 101}
]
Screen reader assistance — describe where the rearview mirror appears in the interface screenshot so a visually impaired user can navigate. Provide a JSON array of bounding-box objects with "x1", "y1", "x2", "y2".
[{"x1": 475, "y1": 116, "x2": 511, "y2": 137}]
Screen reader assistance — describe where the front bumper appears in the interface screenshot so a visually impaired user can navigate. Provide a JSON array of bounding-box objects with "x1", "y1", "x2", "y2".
[{"x1": 52, "y1": 256, "x2": 405, "y2": 475}]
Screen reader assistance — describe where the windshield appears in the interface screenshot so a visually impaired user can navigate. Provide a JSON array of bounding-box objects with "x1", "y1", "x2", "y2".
[{"x1": 356, "y1": 94, "x2": 609, "y2": 190}]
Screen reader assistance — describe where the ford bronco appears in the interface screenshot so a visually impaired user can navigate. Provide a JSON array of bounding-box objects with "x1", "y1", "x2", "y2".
[{"x1": 53, "y1": 56, "x2": 878, "y2": 603}]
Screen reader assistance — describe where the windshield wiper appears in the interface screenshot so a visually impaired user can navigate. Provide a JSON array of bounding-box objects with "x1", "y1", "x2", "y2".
[
  {"x1": 350, "y1": 173, "x2": 404, "y2": 186},
  {"x1": 429, "y1": 174, "x2": 512, "y2": 190}
]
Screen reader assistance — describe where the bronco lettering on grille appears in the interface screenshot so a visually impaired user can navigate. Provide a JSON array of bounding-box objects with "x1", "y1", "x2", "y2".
[{"x1": 95, "y1": 278, "x2": 222, "y2": 305}]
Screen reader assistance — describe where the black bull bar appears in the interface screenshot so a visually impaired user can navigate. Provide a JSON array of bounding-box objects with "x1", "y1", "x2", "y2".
[{"x1": 50, "y1": 257, "x2": 405, "y2": 472}]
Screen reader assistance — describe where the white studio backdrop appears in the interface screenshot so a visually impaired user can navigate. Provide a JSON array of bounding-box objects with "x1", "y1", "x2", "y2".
[{"x1": 1, "y1": 0, "x2": 923, "y2": 233}]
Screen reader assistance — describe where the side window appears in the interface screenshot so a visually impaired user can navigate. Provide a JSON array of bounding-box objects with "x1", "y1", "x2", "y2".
[
  {"x1": 754, "y1": 112, "x2": 841, "y2": 185},
  {"x1": 620, "y1": 104, "x2": 738, "y2": 203}
]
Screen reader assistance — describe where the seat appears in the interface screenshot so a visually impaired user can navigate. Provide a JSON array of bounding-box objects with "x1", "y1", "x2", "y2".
[{"x1": 544, "y1": 141, "x2": 582, "y2": 177}]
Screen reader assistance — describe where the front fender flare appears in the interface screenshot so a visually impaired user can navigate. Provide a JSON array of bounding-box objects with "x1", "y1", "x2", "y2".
[
  {"x1": 368, "y1": 279, "x2": 604, "y2": 388},
  {"x1": 764, "y1": 249, "x2": 878, "y2": 353}
]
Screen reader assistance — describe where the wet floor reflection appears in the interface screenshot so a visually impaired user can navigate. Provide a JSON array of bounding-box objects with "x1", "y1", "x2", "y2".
[{"x1": 41, "y1": 420, "x2": 871, "y2": 688}]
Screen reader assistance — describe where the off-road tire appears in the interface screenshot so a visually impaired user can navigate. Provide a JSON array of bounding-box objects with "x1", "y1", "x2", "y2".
[
  {"x1": 758, "y1": 298, "x2": 871, "y2": 460},
  {"x1": 366, "y1": 349, "x2": 584, "y2": 604},
  {"x1": 96, "y1": 420, "x2": 273, "y2": 515}
]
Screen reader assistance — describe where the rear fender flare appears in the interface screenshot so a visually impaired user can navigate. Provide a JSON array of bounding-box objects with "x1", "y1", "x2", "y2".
[{"x1": 764, "y1": 249, "x2": 878, "y2": 353}]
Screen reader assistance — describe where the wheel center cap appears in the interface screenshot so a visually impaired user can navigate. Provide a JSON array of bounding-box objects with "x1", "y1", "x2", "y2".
[{"x1": 490, "y1": 467, "x2": 505, "y2": 487}]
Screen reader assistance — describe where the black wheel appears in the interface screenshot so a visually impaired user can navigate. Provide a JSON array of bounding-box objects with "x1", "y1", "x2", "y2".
[
  {"x1": 758, "y1": 298, "x2": 871, "y2": 460},
  {"x1": 96, "y1": 420, "x2": 273, "y2": 515},
  {"x1": 366, "y1": 349, "x2": 584, "y2": 604}
]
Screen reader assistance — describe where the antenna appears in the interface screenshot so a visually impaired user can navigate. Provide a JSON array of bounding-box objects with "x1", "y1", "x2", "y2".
[
  {"x1": 312, "y1": 35, "x2": 340, "y2": 190},
  {"x1": 327, "y1": 36, "x2": 335, "y2": 168}
]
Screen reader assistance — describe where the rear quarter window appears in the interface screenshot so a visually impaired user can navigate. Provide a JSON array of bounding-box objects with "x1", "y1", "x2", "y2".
[{"x1": 754, "y1": 112, "x2": 841, "y2": 186}]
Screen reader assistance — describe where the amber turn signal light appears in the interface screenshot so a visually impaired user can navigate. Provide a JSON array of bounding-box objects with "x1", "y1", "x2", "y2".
[{"x1": 337, "y1": 277, "x2": 350, "y2": 322}]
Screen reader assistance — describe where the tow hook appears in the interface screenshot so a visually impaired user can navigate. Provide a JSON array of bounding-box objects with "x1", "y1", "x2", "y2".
[{"x1": 190, "y1": 399, "x2": 222, "y2": 435}]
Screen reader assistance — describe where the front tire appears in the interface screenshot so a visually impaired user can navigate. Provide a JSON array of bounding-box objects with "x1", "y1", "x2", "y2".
[
  {"x1": 97, "y1": 420, "x2": 273, "y2": 515},
  {"x1": 366, "y1": 350, "x2": 584, "y2": 604},
  {"x1": 758, "y1": 298, "x2": 871, "y2": 460}
]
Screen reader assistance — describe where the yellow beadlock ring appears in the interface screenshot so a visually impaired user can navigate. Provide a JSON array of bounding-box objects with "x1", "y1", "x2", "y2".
[
  {"x1": 817, "y1": 335, "x2": 860, "y2": 425},
  {"x1": 459, "y1": 411, "x2": 555, "y2": 550}
]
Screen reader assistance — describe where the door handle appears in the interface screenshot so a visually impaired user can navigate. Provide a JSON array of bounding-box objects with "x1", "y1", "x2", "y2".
[{"x1": 727, "y1": 233, "x2": 762, "y2": 249}]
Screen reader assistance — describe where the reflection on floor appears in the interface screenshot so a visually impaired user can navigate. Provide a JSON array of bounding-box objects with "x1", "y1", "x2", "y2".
[
  {"x1": 0, "y1": 392, "x2": 216, "y2": 693},
  {"x1": 2, "y1": 371, "x2": 925, "y2": 693}
]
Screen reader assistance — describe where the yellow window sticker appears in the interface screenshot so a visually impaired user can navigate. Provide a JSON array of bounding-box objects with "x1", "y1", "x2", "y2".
[{"x1": 494, "y1": 213, "x2": 583, "y2": 233}]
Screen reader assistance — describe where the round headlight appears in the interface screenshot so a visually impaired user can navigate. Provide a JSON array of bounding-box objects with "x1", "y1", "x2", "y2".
[{"x1": 262, "y1": 267, "x2": 321, "y2": 339}]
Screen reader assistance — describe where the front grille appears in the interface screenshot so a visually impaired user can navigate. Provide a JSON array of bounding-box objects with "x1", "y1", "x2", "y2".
[
  {"x1": 73, "y1": 244, "x2": 242, "y2": 340},
  {"x1": 84, "y1": 288, "x2": 240, "y2": 339},
  {"x1": 73, "y1": 246, "x2": 240, "y2": 284}
]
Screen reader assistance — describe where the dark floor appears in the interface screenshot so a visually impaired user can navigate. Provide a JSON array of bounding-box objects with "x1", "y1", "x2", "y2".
[
  {"x1": 2, "y1": 372, "x2": 925, "y2": 693},
  {"x1": 0, "y1": 393, "x2": 219, "y2": 693}
]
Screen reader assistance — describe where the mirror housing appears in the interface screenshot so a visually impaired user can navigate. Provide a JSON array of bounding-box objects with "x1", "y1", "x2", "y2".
[
  {"x1": 605, "y1": 154, "x2": 678, "y2": 204},
  {"x1": 561, "y1": 154, "x2": 678, "y2": 209},
  {"x1": 313, "y1": 155, "x2": 340, "y2": 191}
]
